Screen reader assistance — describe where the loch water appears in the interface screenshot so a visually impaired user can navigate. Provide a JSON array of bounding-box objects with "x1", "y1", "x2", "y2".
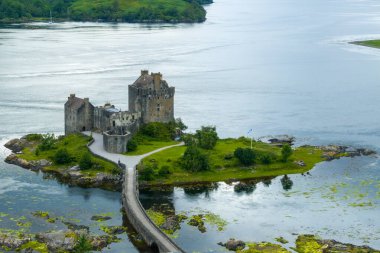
[{"x1": 1, "y1": 0, "x2": 380, "y2": 252}]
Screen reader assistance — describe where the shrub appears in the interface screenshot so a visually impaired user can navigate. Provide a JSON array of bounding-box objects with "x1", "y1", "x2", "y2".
[
  {"x1": 127, "y1": 138, "x2": 138, "y2": 151},
  {"x1": 38, "y1": 133, "x2": 56, "y2": 151},
  {"x1": 139, "y1": 164, "x2": 156, "y2": 181},
  {"x1": 281, "y1": 144, "x2": 293, "y2": 162},
  {"x1": 182, "y1": 134, "x2": 198, "y2": 147},
  {"x1": 158, "y1": 165, "x2": 171, "y2": 177},
  {"x1": 53, "y1": 148, "x2": 72, "y2": 164},
  {"x1": 25, "y1": 134, "x2": 42, "y2": 142},
  {"x1": 195, "y1": 126, "x2": 218, "y2": 150},
  {"x1": 73, "y1": 234, "x2": 92, "y2": 253},
  {"x1": 181, "y1": 146, "x2": 209, "y2": 172},
  {"x1": 79, "y1": 152, "x2": 92, "y2": 170},
  {"x1": 234, "y1": 147, "x2": 256, "y2": 166},
  {"x1": 258, "y1": 152, "x2": 275, "y2": 164}
]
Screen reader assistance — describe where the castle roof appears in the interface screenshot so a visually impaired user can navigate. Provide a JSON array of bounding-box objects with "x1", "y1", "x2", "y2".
[
  {"x1": 132, "y1": 73, "x2": 154, "y2": 88},
  {"x1": 65, "y1": 96, "x2": 84, "y2": 111}
]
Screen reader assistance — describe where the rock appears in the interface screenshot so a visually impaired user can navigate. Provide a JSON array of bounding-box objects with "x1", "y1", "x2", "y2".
[
  {"x1": 4, "y1": 138, "x2": 28, "y2": 153},
  {"x1": 68, "y1": 165, "x2": 80, "y2": 171},
  {"x1": 63, "y1": 221, "x2": 90, "y2": 232},
  {"x1": 267, "y1": 135, "x2": 295, "y2": 146},
  {"x1": 187, "y1": 215, "x2": 206, "y2": 233},
  {"x1": 218, "y1": 238, "x2": 246, "y2": 251},
  {"x1": 29, "y1": 159, "x2": 52, "y2": 171},
  {"x1": 91, "y1": 215, "x2": 112, "y2": 221},
  {"x1": 67, "y1": 171, "x2": 83, "y2": 179},
  {"x1": 100, "y1": 226, "x2": 126, "y2": 235},
  {"x1": 35, "y1": 230, "x2": 81, "y2": 252},
  {"x1": 5, "y1": 154, "x2": 32, "y2": 170},
  {"x1": 296, "y1": 234, "x2": 380, "y2": 253},
  {"x1": 0, "y1": 232, "x2": 32, "y2": 250},
  {"x1": 294, "y1": 160, "x2": 306, "y2": 167}
]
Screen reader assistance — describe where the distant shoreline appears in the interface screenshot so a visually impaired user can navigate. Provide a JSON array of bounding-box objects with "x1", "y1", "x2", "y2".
[{"x1": 350, "y1": 40, "x2": 380, "y2": 49}]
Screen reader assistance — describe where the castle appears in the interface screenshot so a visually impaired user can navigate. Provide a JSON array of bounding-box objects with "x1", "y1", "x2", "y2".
[{"x1": 64, "y1": 70, "x2": 175, "y2": 153}]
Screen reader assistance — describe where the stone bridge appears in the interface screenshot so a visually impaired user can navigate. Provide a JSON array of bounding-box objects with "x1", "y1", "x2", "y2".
[{"x1": 84, "y1": 132, "x2": 185, "y2": 253}]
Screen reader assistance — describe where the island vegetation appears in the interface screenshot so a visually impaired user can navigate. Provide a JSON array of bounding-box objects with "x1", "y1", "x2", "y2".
[
  {"x1": 351, "y1": 40, "x2": 380, "y2": 49},
  {"x1": 137, "y1": 125, "x2": 326, "y2": 185},
  {"x1": 0, "y1": 0, "x2": 211, "y2": 23},
  {"x1": 4, "y1": 133, "x2": 123, "y2": 190}
]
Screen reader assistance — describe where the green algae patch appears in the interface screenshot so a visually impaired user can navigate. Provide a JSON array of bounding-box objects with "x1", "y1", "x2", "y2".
[
  {"x1": 348, "y1": 201, "x2": 373, "y2": 207},
  {"x1": 203, "y1": 212, "x2": 227, "y2": 231},
  {"x1": 295, "y1": 235, "x2": 324, "y2": 253},
  {"x1": 238, "y1": 242, "x2": 290, "y2": 253},
  {"x1": 20, "y1": 241, "x2": 48, "y2": 253},
  {"x1": 146, "y1": 209, "x2": 166, "y2": 227},
  {"x1": 275, "y1": 237, "x2": 289, "y2": 244},
  {"x1": 187, "y1": 215, "x2": 206, "y2": 233},
  {"x1": 32, "y1": 211, "x2": 50, "y2": 219}
]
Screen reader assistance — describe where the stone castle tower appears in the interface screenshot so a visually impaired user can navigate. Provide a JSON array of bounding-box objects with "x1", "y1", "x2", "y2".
[
  {"x1": 64, "y1": 94, "x2": 94, "y2": 135},
  {"x1": 128, "y1": 70, "x2": 175, "y2": 124}
]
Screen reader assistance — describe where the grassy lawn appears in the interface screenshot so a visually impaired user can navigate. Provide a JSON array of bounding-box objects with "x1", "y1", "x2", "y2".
[
  {"x1": 18, "y1": 134, "x2": 118, "y2": 176},
  {"x1": 138, "y1": 138, "x2": 325, "y2": 185},
  {"x1": 125, "y1": 140, "x2": 179, "y2": 156},
  {"x1": 352, "y1": 40, "x2": 380, "y2": 49}
]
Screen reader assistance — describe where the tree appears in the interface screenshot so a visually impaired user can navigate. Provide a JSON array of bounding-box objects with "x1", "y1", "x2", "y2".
[
  {"x1": 53, "y1": 148, "x2": 71, "y2": 164},
  {"x1": 139, "y1": 164, "x2": 155, "y2": 181},
  {"x1": 38, "y1": 133, "x2": 56, "y2": 151},
  {"x1": 196, "y1": 126, "x2": 218, "y2": 150},
  {"x1": 127, "y1": 138, "x2": 138, "y2": 151},
  {"x1": 281, "y1": 144, "x2": 293, "y2": 162},
  {"x1": 79, "y1": 152, "x2": 92, "y2": 170},
  {"x1": 181, "y1": 146, "x2": 209, "y2": 172},
  {"x1": 234, "y1": 147, "x2": 256, "y2": 166}
]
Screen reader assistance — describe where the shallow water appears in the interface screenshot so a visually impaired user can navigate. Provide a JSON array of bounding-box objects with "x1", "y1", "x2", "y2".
[{"x1": 1, "y1": 0, "x2": 380, "y2": 251}]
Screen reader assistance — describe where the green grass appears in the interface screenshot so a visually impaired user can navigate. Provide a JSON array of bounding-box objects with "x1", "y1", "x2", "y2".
[
  {"x1": 18, "y1": 134, "x2": 117, "y2": 176},
  {"x1": 125, "y1": 140, "x2": 179, "y2": 156},
  {"x1": 138, "y1": 138, "x2": 325, "y2": 185},
  {"x1": 352, "y1": 40, "x2": 380, "y2": 49}
]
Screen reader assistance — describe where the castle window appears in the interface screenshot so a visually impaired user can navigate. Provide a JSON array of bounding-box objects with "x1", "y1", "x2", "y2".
[
  {"x1": 132, "y1": 115, "x2": 135, "y2": 120},
  {"x1": 113, "y1": 121, "x2": 116, "y2": 127},
  {"x1": 157, "y1": 103, "x2": 160, "y2": 112}
]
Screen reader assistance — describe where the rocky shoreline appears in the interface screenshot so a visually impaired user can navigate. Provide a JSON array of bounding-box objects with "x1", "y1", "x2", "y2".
[{"x1": 4, "y1": 136, "x2": 123, "y2": 191}]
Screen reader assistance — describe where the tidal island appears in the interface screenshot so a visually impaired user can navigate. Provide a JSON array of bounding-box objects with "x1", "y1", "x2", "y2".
[
  {"x1": 3, "y1": 70, "x2": 377, "y2": 253},
  {"x1": 351, "y1": 39, "x2": 380, "y2": 49}
]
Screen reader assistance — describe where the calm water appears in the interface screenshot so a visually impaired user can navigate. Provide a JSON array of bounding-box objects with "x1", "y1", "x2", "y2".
[{"x1": 1, "y1": 0, "x2": 380, "y2": 251}]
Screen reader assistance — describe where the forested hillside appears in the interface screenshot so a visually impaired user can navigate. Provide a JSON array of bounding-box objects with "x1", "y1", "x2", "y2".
[{"x1": 0, "y1": 0, "x2": 213, "y2": 23}]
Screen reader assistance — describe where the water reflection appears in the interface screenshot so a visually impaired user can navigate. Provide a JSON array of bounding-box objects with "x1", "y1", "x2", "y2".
[{"x1": 280, "y1": 175, "x2": 294, "y2": 191}]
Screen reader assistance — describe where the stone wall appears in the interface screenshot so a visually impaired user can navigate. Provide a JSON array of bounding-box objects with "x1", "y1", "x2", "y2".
[{"x1": 103, "y1": 131, "x2": 129, "y2": 153}]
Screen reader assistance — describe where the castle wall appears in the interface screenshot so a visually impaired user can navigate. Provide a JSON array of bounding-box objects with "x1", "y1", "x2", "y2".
[{"x1": 103, "y1": 131, "x2": 129, "y2": 153}]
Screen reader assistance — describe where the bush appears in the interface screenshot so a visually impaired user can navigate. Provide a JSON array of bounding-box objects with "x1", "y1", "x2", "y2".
[
  {"x1": 127, "y1": 138, "x2": 138, "y2": 151},
  {"x1": 181, "y1": 146, "x2": 209, "y2": 172},
  {"x1": 25, "y1": 134, "x2": 42, "y2": 142},
  {"x1": 258, "y1": 152, "x2": 275, "y2": 164},
  {"x1": 53, "y1": 148, "x2": 72, "y2": 164},
  {"x1": 234, "y1": 147, "x2": 256, "y2": 166},
  {"x1": 79, "y1": 152, "x2": 92, "y2": 170},
  {"x1": 158, "y1": 165, "x2": 171, "y2": 177},
  {"x1": 195, "y1": 126, "x2": 218, "y2": 150},
  {"x1": 182, "y1": 134, "x2": 197, "y2": 147},
  {"x1": 281, "y1": 144, "x2": 293, "y2": 162},
  {"x1": 38, "y1": 133, "x2": 56, "y2": 151},
  {"x1": 139, "y1": 164, "x2": 156, "y2": 181}
]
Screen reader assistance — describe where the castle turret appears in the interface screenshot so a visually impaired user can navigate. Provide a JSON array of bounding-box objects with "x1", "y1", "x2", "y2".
[{"x1": 128, "y1": 70, "x2": 175, "y2": 124}]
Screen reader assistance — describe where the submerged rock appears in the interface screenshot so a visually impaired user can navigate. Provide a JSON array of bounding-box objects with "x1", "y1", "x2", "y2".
[
  {"x1": 100, "y1": 226, "x2": 127, "y2": 235},
  {"x1": 0, "y1": 233, "x2": 32, "y2": 251},
  {"x1": 91, "y1": 215, "x2": 112, "y2": 222},
  {"x1": 218, "y1": 238, "x2": 246, "y2": 251}
]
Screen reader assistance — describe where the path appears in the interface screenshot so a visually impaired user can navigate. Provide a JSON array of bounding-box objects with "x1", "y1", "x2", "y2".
[{"x1": 83, "y1": 132, "x2": 185, "y2": 253}]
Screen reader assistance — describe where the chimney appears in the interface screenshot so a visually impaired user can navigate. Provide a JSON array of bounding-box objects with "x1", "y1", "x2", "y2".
[
  {"x1": 69, "y1": 94, "x2": 75, "y2": 99},
  {"x1": 152, "y1": 72, "x2": 162, "y2": 89},
  {"x1": 141, "y1": 70, "x2": 149, "y2": 76},
  {"x1": 84, "y1": 98, "x2": 89, "y2": 103}
]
